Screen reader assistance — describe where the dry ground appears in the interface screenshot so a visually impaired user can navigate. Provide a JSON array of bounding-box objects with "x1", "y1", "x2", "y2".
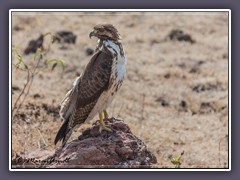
[{"x1": 11, "y1": 11, "x2": 229, "y2": 168}]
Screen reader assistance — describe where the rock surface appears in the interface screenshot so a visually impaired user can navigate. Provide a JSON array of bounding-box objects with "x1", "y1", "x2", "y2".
[{"x1": 12, "y1": 118, "x2": 157, "y2": 168}]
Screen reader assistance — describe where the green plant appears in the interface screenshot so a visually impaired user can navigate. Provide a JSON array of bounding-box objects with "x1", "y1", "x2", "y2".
[
  {"x1": 12, "y1": 33, "x2": 65, "y2": 119},
  {"x1": 171, "y1": 151, "x2": 184, "y2": 168}
]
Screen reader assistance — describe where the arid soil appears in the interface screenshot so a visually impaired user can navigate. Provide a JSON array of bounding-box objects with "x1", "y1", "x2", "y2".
[{"x1": 11, "y1": 11, "x2": 229, "y2": 168}]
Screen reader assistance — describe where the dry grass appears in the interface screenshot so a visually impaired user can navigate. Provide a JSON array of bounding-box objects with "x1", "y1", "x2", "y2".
[{"x1": 11, "y1": 11, "x2": 229, "y2": 168}]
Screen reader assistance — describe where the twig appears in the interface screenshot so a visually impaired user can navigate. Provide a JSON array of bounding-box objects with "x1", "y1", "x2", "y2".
[
  {"x1": 17, "y1": 53, "x2": 42, "y2": 109},
  {"x1": 140, "y1": 93, "x2": 146, "y2": 121},
  {"x1": 12, "y1": 45, "x2": 43, "y2": 119},
  {"x1": 12, "y1": 70, "x2": 30, "y2": 119},
  {"x1": 111, "y1": 101, "x2": 116, "y2": 117},
  {"x1": 116, "y1": 103, "x2": 124, "y2": 118},
  {"x1": 12, "y1": 32, "x2": 62, "y2": 120},
  {"x1": 33, "y1": 125, "x2": 48, "y2": 147}
]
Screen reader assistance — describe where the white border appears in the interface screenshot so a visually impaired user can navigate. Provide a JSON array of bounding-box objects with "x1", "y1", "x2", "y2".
[
  {"x1": 228, "y1": 9, "x2": 231, "y2": 171},
  {"x1": 9, "y1": 9, "x2": 231, "y2": 171}
]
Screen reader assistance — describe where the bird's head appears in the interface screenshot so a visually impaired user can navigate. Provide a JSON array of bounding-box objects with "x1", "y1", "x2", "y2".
[{"x1": 89, "y1": 24, "x2": 121, "y2": 41}]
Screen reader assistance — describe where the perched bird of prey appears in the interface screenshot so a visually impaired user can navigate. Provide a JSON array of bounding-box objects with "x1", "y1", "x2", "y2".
[{"x1": 54, "y1": 24, "x2": 126, "y2": 146}]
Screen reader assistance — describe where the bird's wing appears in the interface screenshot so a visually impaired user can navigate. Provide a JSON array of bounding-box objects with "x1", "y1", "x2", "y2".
[
  {"x1": 63, "y1": 50, "x2": 113, "y2": 128},
  {"x1": 55, "y1": 79, "x2": 80, "y2": 145},
  {"x1": 59, "y1": 80, "x2": 79, "y2": 120},
  {"x1": 55, "y1": 50, "x2": 113, "y2": 145}
]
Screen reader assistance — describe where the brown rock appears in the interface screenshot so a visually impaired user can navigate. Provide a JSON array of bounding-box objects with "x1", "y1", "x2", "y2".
[
  {"x1": 24, "y1": 34, "x2": 44, "y2": 55},
  {"x1": 12, "y1": 118, "x2": 157, "y2": 169}
]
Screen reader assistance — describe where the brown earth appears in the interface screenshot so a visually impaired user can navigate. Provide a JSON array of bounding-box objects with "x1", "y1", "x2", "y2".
[{"x1": 11, "y1": 11, "x2": 229, "y2": 168}]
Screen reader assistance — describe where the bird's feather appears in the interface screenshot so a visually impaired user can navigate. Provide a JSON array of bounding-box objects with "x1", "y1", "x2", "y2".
[
  {"x1": 55, "y1": 24, "x2": 126, "y2": 146},
  {"x1": 55, "y1": 50, "x2": 113, "y2": 145}
]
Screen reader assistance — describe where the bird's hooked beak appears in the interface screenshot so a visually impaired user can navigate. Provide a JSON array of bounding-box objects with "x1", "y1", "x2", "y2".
[{"x1": 89, "y1": 30, "x2": 95, "y2": 39}]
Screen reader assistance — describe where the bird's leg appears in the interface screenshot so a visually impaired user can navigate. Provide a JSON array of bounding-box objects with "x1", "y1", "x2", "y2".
[
  {"x1": 103, "y1": 109, "x2": 109, "y2": 120},
  {"x1": 99, "y1": 112, "x2": 112, "y2": 133}
]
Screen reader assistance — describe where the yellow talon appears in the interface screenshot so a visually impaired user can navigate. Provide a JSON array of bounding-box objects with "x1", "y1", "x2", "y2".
[{"x1": 99, "y1": 112, "x2": 112, "y2": 133}]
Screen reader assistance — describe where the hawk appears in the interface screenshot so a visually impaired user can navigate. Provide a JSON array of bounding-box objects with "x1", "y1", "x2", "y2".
[{"x1": 54, "y1": 24, "x2": 126, "y2": 146}]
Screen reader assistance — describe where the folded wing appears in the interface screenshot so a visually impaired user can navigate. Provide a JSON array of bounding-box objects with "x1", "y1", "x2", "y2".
[{"x1": 55, "y1": 51, "x2": 113, "y2": 145}]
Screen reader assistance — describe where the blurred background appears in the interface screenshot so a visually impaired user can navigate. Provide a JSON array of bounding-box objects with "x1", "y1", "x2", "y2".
[{"x1": 11, "y1": 11, "x2": 229, "y2": 168}]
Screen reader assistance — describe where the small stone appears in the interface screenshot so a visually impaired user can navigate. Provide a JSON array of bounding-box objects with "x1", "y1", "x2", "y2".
[{"x1": 86, "y1": 48, "x2": 94, "y2": 56}]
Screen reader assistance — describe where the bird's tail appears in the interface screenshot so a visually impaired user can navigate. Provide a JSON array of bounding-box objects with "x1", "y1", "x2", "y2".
[{"x1": 54, "y1": 119, "x2": 69, "y2": 146}]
